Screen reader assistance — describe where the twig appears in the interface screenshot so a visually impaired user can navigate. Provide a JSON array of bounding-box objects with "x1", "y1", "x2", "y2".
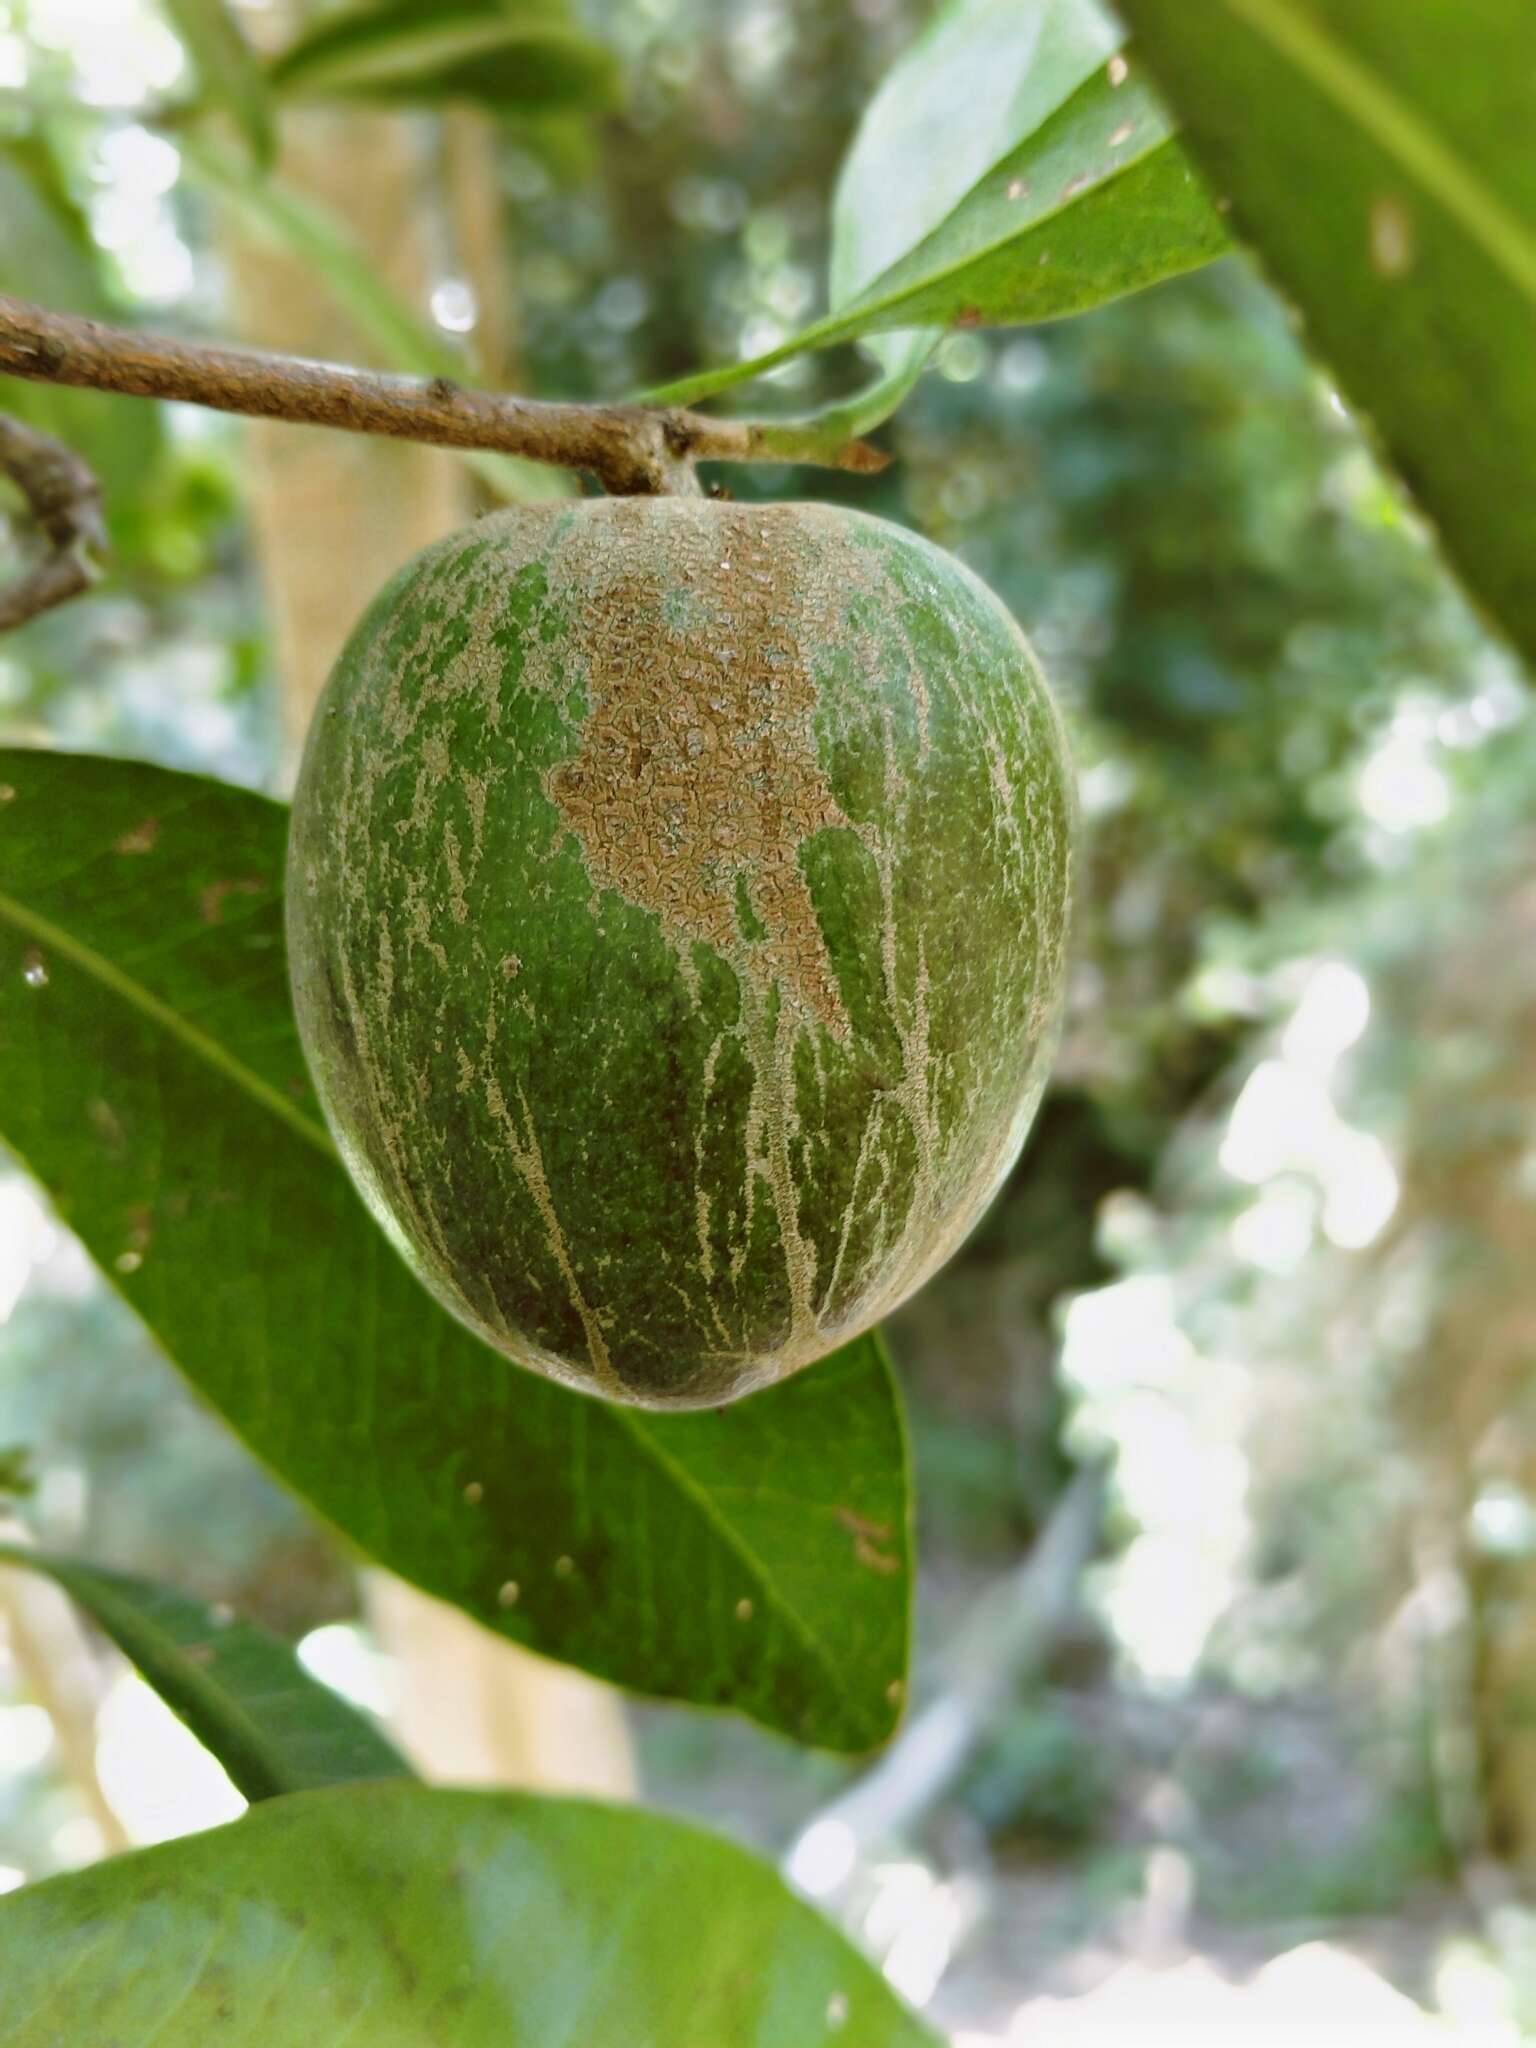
[
  {"x1": 0, "y1": 293, "x2": 887, "y2": 502},
  {"x1": 0, "y1": 411, "x2": 106, "y2": 632}
]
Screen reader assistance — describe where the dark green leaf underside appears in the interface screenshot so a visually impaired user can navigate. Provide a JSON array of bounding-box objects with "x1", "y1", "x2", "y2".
[{"x1": 0, "y1": 748, "x2": 910, "y2": 1752}]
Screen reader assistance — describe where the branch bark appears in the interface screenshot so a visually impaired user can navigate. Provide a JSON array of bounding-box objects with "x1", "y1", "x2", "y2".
[
  {"x1": 0, "y1": 293, "x2": 887, "y2": 501},
  {"x1": 0, "y1": 410, "x2": 106, "y2": 632}
]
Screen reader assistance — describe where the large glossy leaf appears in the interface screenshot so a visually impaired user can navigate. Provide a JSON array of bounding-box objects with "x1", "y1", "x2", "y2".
[
  {"x1": 0, "y1": 749, "x2": 911, "y2": 1751},
  {"x1": 647, "y1": 0, "x2": 1226, "y2": 415},
  {"x1": 1116, "y1": 0, "x2": 1536, "y2": 670},
  {"x1": 163, "y1": 0, "x2": 275, "y2": 171},
  {"x1": 0, "y1": 1543, "x2": 408, "y2": 1799},
  {"x1": 269, "y1": 0, "x2": 616, "y2": 113},
  {"x1": 0, "y1": 1781, "x2": 937, "y2": 2045}
]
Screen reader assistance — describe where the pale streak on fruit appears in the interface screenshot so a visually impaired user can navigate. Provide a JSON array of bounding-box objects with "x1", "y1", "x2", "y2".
[{"x1": 287, "y1": 497, "x2": 1074, "y2": 1406}]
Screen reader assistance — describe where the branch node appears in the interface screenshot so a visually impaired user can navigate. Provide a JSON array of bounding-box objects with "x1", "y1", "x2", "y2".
[
  {"x1": 660, "y1": 411, "x2": 700, "y2": 459},
  {"x1": 0, "y1": 293, "x2": 896, "y2": 622},
  {"x1": 0, "y1": 411, "x2": 107, "y2": 633}
]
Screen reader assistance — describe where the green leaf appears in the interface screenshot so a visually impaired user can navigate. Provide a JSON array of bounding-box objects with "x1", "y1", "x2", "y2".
[
  {"x1": 180, "y1": 138, "x2": 566, "y2": 506},
  {"x1": 647, "y1": 0, "x2": 1226, "y2": 415},
  {"x1": 0, "y1": 1543, "x2": 408, "y2": 1799},
  {"x1": 162, "y1": 0, "x2": 276, "y2": 171},
  {"x1": 270, "y1": 1, "x2": 616, "y2": 113},
  {"x1": 0, "y1": 750, "x2": 911, "y2": 1752},
  {"x1": 831, "y1": 62, "x2": 1230, "y2": 337},
  {"x1": 0, "y1": 146, "x2": 163, "y2": 524},
  {"x1": 0, "y1": 1781, "x2": 937, "y2": 2045},
  {"x1": 832, "y1": 0, "x2": 1120, "y2": 389},
  {"x1": 0, "y1": 1445, "x2": 35, "y2": 1500},
  {"x1": 183, "y1": 139, "x2": 460, "y2": 375},
  {"x1": 1115, "y1": 0, "x2": 1536, "y2": 670}
]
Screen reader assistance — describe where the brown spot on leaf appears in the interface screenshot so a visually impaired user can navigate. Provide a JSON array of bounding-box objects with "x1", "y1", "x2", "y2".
[
  {"x1": 954, "y1": 305, "x2": 983, "y2": 328},
  {"x1": 87, "y1": 1098, "x2": 127, "y2": 1154},
  {"x1": 199, "y1": 876, "x2": 265, "y2": 925},
  {"x1": 836, "y1": 1505, "x2": 900, "y2": 1572},
  {"x1": 1370, "y1": 194, "x2": 1415, "y2": 277},
  {"x1": 835, "y1": 1507, "x2": 893, "y2": 1543},
  {"x1": 114, "y1": 816, "x2": 160, "y2": 855}
]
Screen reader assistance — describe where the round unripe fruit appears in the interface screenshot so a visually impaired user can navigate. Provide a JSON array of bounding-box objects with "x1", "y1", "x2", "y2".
[{"x1": 288, "y1": 499, "x2": 1073, "y2": 1408}]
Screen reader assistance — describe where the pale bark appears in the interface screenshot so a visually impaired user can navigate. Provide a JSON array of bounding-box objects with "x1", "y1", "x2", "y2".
[
  {"x1": 224, "y1": 108, "x2": 467, "y2": 759},
  {"x1": 0, "y1": 1550, "x2": 130, "y2": 1854},
  {"x1": 365, "y1": 1575, "x2": 635, "y2": 1795}
]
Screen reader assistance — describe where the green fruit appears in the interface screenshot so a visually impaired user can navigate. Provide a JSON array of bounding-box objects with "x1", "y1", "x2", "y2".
[{"x1": 287, "y1": 498, "x2": 1073, "y2": 1408}]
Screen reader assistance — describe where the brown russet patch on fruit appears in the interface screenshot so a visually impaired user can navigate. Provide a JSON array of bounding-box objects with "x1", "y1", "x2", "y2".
[
  {"x1": 542, "y1": 507, "x2": 854, "y2": 1039},
  {"x1": 286, "y1": 494, "x2": 1074, "y2": 1405}
]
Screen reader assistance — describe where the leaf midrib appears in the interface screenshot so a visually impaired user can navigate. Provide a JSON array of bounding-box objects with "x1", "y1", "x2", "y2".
[
  {"x1": 611, "y1": 1407, "x2": 867, "y2": 1724},
  {"x1": 1225, "y1": 0, "x2": 1536, "y2": 302},
  {"x1": 0, "y1": 886, "x2": 332, "y2": 1158}
]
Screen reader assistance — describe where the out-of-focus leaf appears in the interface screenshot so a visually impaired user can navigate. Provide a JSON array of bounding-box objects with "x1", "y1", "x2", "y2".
[
  {"x1": 0, "y1": 1542, "x2": 408, "y2": 1799},
  {"x1": 0, "y1": 750, "x2": 912, "y2": 1753},
  {"x1": 163, "y1": 0, "x2": 275, "y2": 171},
  {"x1": 0, "y1": 1782, "x2": 938, "y2": 2046},
  {"x1": 184, "y1": 139, "x2": 459, "y2": 374},
  {"x1": 647, "y1": 0, "x2": 1225, "y2": 417},
  {"x1": 181, "y1": 140, "x2": 564, "y2": 504},
  {"x1": 1116, "y1": 0, "x2": 1536, "y2": 671},
  {"x1": 0, "y1": 148, "x2": 163, "y2": 524},
  {"x1": 270, "y1": 1, "x2": 616, "y2": 113},
  {"x1": 0, "y1": 1446, "x2": 35, "y2": 1499},
  {"x1": 181, "y1": 140, "x2": 562, "y2": 504}
]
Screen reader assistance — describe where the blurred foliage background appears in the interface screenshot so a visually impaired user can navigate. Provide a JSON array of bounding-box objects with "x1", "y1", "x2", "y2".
[{"x1": 3, "y1": 0, "x2": 1536, "y2": 2039}]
